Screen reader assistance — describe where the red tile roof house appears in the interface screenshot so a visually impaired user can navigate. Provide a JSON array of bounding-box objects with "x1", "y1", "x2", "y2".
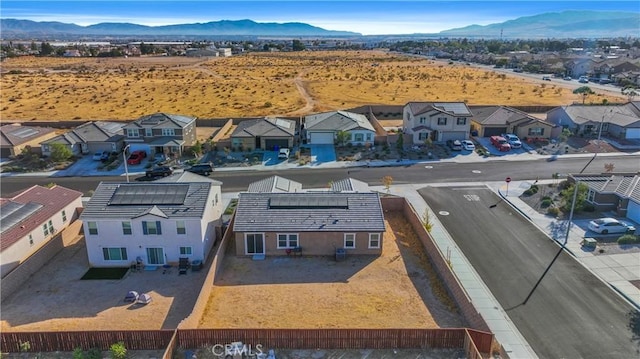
[
  {"x1": 0, "y1": 124, "x2": 58, "y2": 158},
  {"x1": 0, "y1": 185, "x2": 83, "y2": 278}
]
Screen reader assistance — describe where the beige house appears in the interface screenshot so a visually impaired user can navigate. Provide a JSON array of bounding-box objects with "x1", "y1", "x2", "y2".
[
  {"x1": 233, "y1": 192, "x2": 385, "y2": 257},
  {"x1": 231, "y1": 117, "x2": 296, "y2": 151},
  {"x1": 0, "y1": 124, "x2": 57, "y2": 158},
  {"x1": 469, "y1": 106, "x2": 555, "y2": 139},
  {"x1": 402, "y1": 102, "x2": 472, "y2": 144}
]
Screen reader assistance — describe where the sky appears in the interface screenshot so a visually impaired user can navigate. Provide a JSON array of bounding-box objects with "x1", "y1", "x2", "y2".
[{"x1": 1, "y1": 1, "x2": 639, "y2": 35}]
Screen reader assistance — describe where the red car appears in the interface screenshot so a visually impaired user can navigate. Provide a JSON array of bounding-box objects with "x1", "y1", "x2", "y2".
[
  {"x1": 126, "y1": 150, "x2": 147, "y2": 165},
  {"x1": 490, "y1": 136, "x2": 511, "y2": 152}
]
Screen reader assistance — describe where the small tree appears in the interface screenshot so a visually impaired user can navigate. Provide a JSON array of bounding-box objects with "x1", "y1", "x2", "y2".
[
  {"x1": 560, "y1": 182, "x2": 588, "y2": 213},
  {"x1": 424, "y1": 137, "x2": 433, "y2": 149},
  {"x1": 573, "y1": 86, "x2": 595, "y2": 104},
  {"x1": 382, "y1": 175, "x2": 393, "y2": 193},
  {"x1": 335, "y1": 130, "x2": 350, "y2": 147},
  {"x1": 622, "y1": 85, "x2": 638, "y2": 102},
  {"x1": 559, "y1": 128, "x2": 572, "y2": 142},
  {"x1": 190, "y1": 140, "x2": 203, "y2": 157},
  {"x1": 49, "y1": 143, "x2": 73, "y2": 162},
  {"x1": 396, "y1": 131, "x2": 404, "y2": 153}
]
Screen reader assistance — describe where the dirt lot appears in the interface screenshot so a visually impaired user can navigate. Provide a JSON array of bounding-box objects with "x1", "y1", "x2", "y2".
[
  {"x1": 1, "y1": 51, "x2": 625, "y2": 122},
  {"x1": 0, "y1": 239, "x2": 210, "y2": 331},
  {"x1": 199, "y1": 213, "x2": 464, "y2": 329}
]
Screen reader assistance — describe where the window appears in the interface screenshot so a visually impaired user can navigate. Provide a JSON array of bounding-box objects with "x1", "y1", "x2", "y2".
[
  {"x1": 366, "y1": 133, "x2": 372, "y2": 141},
  {"x1": 418, "y1": 132, "x2": 428, "y2": 140},
  {"x1": 48, "y1": 220, "x2": 54, "y2": 235},
  {"x1": 145, "y1": 128, "x2": 152, "y2": 137},
  {"x1": 587, "y1": 189, "x2": 595, "y2": 203},
  {"x1": 369, "y1": 233, "x2": 381, "y2": 249},
  {"x1": 419, "y1": 117, "x2": 427, "y2": 124},
  {"x1": 162, "y1": 128, "x2": 175, "y2": 136},
  {"x1": 127, "y1": 129, "x2": 140, "y2": 138},
  {"x1": 102, "y1": 247, "x2": 128, "y2": 261},
  {"x1": 528, "y1": 128, "x2": 545, "y2": 136},
  {"x1": 354, "y1": 133, "x2": 364, "y2": 142},
  {"x1": 29, "y1": 234, "x2": 34, "y2": 246},
  {"x1": 122, "y1": 221, "x2": 132, "y2": 235},
  {"x1": 176, "y1": 221, "x2": 186, "y2": 235},
  {"x1": 344, "y1": 233, "x2": 356, "y2": 249},
  {"x1": 179, "y1": 246, "x2": 193, "y2": 256},
  {"x1": 457, "y1": 118, "x2": 466, "y2": 125},
  {"x1": 87, "y1": 221, "x2": 98, "y2": 235},
  {"x1": 277, "y1": 234, "x2": 299, "y2": 249},
  {"x1": 143, "y1": 221, "x2": 162, "y2": 235},
  {"x1": 62, "y1": 210, "x2": 67, "y2": 222},
  {"x1": 43, "y1": 223, "x2": 49, "y2": 236},
  {"x1": 437, "y1": 117, "x2": 447, "y2": 125}
]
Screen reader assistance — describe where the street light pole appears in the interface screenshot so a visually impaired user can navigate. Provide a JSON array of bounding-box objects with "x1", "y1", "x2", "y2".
[{"x1": 123, "y1": 144, "x2": 130, "y2": 183}]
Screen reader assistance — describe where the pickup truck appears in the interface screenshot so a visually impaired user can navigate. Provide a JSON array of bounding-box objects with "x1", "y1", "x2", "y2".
[{"x1": 490, "y1": 136, "x2": 511, "y2": 152}]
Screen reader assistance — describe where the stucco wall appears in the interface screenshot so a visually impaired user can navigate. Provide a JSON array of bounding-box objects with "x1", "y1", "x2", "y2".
[{"x1": 235, "y1": 231, "x2": 383, "y2": 256}]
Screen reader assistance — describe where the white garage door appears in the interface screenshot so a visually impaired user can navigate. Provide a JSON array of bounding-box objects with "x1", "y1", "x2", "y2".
[
  {"x1": 625, "y1": 128, "x2": 640, "y2": 139},
  {"x1": 627, "y1": 200, "x2": 640, "y2": 224},
  {"x1": 310, "y1": 132, "x2": 334, "y2": 144}
]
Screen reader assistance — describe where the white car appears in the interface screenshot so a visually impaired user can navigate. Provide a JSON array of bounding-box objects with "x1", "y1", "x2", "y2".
[
  {"x1": 588, "y1": 218, "x2": 636, "y2": 235},
  {"x1": 461, "y1": 140, "x2": 475, "y2": 151},
  {"x1": 278, "y1": 148, "x2": 290, "y2": 159},
  {"x1": 502, "y1": 134, "x2": 522, "y2": 149}
]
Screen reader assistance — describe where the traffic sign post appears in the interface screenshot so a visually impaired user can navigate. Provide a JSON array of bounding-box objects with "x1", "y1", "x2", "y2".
[{"x1": 505, "y1": 177, "x2": 511, "y2": 196}]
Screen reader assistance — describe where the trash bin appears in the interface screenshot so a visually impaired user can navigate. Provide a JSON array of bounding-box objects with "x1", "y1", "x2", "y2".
[
  {"x1": 191, "y1": 260, "x2": 203, "y2": 271},
  {"x1": 335, "y1": 248, "x2": 346, "y2": 262}
]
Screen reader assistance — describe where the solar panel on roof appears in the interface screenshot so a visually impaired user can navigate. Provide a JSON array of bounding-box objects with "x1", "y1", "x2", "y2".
[
  {"x1": 269, "y1": 196, "x2": 348, "y2": 209},
  {"x1": 435, "y1": 103, "x2": 469, "y2": 115},
  {"x1": 0, "y1": 201, "x2": 43, "y2": 233},
  {"x1": 109, "y1": 184, "x2": 189, "y2": 205}
]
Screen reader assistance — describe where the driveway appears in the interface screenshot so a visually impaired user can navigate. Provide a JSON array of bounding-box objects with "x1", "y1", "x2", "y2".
[
  {"x1": 262, "y1": 151, "x2": 283, "y2": 166},
  {"x1": 419, "y1": 186, "x2": 637, "y2": 359},
  {"x1": 475, "y1": 137, "x2": 529, "y2": 156},
  {"x1": 309, "y1": 144, "x2": 336, "y2": 163}
]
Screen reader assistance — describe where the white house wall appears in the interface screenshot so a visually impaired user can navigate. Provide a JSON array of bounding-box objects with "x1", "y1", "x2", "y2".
[
  {"x1": 0, "y1": 198, "x2": 81, "y2": 278},
  {"x1": 83, "y1": 215, "x2": 205, "y2": 267},
  {"x1": 200, "y1": 186, "x2": 223, "y2": 259}
]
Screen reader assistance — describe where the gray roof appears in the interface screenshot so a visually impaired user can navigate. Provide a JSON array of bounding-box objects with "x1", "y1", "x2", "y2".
[
  {"x1": 232, "y1": 117, "x2": 296, "y2": 138},
  {"x1": 469, "y1": 106, "x2": 551, "y2": 127},
  {"x1": 330, "y1": 178, "x2": 370, "y2": 192},
  {"x1": 564, "y1": 105, "x2": 640, "y2": 127},
  {"x1": 572, "y1": 173, "x2": 640, "y2": 202},
  {"x1": 156, "y1": 170, "x2": 223, "y2": 185},
  {"x1": 80, "y1": 181, "x2": 213, "y2": 219},
  {"x1": 125, "y1": 113, "x2": 196, "y2": 129},
  {"x1": 247, "y1": 175, "x2": 302, "y2": 193},
  {"x1": 406, "y1": 102, "x2": 472, "y2": 117},
  {"x1": 304, "y1": 111, "x2": 375, "y2": 132},
  {"x1": 0, "y1": 125, "x2": 56, "y2": 147},
  {"x1": 41, "y1": 131, "x2": 83, "y2": 146},
  {"x1": 71, "y1": 121, "x2": 126, "y2": 142},
  {"x1": 233, "y1": 192, "x2": 386, "y2": 233}
]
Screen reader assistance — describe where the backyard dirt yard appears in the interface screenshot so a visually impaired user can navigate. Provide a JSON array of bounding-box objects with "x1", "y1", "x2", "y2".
[
  {"x1": 199, "y1": 213, "x2": 464, "y2": 329},
  {"x1": 0, "y1": 238, "x2": 210, "y2": 331},
  {"x1": 1, "y1": 51, "x2": 626, "y2": 122}
]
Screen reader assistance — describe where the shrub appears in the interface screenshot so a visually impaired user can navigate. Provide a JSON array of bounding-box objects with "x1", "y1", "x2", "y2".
[
  {"x1": 86, "y1": 348, "x2": 102, "y2": 359},
  {"x1": 541, "y1": 198, "x2": 553, "y2": 208},
  {"x1": 523, "y1": 185, "x2": 539, "y2": 196},
  {"x1": 73, "y1": 347, "x2": 85, "y2": 359},
  {"x1": 617, "y1": 234, "x2": 640, "y2": 245},
  {"x1": 547, "y1": 206, "x2": 560, "y2": 216},
  {"x1": 109, "y1": 342, "x2": 127, "y2": 359}
]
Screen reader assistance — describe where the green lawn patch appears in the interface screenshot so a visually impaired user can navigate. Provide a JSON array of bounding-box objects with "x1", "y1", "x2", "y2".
[{"x1": 81, "y1": 267, "x2": 129, "y2": 280}]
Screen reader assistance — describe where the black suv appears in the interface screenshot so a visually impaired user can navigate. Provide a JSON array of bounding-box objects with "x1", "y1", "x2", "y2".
[
  {"x1": 187, "y1": 163, "x2": 214, "y2": 176},
  {"x1": 145, "y1": 166, "x2": 174, "y2": 178}
]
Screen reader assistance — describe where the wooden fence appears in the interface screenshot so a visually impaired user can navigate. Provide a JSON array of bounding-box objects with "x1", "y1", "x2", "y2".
[{"x1": 2, "y1": 328, "x2": 492, "y2": 356}]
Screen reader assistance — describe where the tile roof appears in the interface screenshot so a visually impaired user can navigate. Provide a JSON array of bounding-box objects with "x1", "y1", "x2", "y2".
[
  {"x1": 125, "y1": 113, "x2": 196, "y2": 129},
  {"x1": 41, "y1": 131, "x2": 83, "y2": 146},
  {"x1": 0, "y1": 125, "x2": 56, "y2": 147},
  {"x1": 0, "y1": 185, "x2": 83, "y2": 252},
  {"x1": 70, "y1": 121, "x2": 126, "y2": 142},
  {"x1": 232, "y1": 117, "x2": 296, "y2": 138},
  {"x1": 233, "y1": 192, "x2": 385, "y2": 233},
  {"x1": 156, "y1": 170, "x2": 223, "y2": 185},
  {"x1": 247, "y1": 175, "x2": 302, "y2": 193},
  {"x1": 330, "y1": 178, "x2": 371, "y2": 192},
  {"x1": 80, "y1": 181, "x2": 213, "y2": 220},
  {"x1": 406, "y1": 102, "x2": 472, "y2": 117},
  {"x1": 564, "y1": 105, "x2": 640, "y2": 127},
  {"x1": 572, "y1": 173, "x2": 640, "y2": 202},
  {"x1": 304, "y1": 111, "x2": 375, "y2": 132}
]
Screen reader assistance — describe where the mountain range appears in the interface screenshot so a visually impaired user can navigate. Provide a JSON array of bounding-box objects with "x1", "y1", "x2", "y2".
[{"x1": 1, "y1": 10, "x2": 638, "y2": 39}]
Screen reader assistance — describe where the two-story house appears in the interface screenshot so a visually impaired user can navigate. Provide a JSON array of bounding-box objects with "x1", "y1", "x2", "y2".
[
  {"x1": 402, "y1": 102, "x2": 472, "y2": 144},
  {"x1": 122, "y1": 113, "x2": 197, "y2": 158},
  {"x1": 1, "y1": 185, "x2": 83, "y2": 277},
  {"x1": 80, "y1": 172, "x2": 223, "y2": 268}
]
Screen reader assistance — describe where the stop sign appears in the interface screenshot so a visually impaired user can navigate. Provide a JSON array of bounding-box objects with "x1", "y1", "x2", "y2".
[{"x1": 506, "y1": 177, "x2": 512, "y2": 183}]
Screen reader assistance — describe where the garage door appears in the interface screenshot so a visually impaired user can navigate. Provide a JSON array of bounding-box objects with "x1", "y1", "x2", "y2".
[
  {"x1": 627, "y1": 200, "x2": 640, "y2": 223},
  {"x1": 625, "y1": 128, "x2": 640, "y2": 139},
  {"x1": 310, "y1": 132, "x2": 334, "y2": 144},
  {"x1": 264, "y1": 139, "x2": 289, "y2": 150},
  {"x1": 0, "y1": 147, "x2": 12, "y2": 158},
  {"x1": 440, "y1": 131, "x2": 467, "y2": 142},
  {"x1": 484, "y1": 127, "x2": 507, "y2": 137}
]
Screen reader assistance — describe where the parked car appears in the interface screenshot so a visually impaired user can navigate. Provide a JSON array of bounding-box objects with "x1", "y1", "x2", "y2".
[
  {"x1": 446, "y1": 139, "x2": 463, "y2": 151},
  {"x1": 578, "y1": 76, "x2": 589, "y2": 83},
  {"x1": 490, "y1": 136, "x2": 511, "y2": 152},
  {"x1": 588, "y1": 218, "x2": 636, "y2": 235},
  {"x1": 502, "y1": 134, "x2": 522, "y2": 149},
  {"x1": 278, "y1": 148, "x2": 291, "y2": 159},
  {"x1": 563, "y1": 76, "x2": 572, "y2": 81},
  {"x1": 100, "y1": 151, "x2": 111, "y2": 162},
  {"x1": 599, "y1": 79, "x2": 612, "y2": 85},
  {"x1": 460, "y1": 140, "x2": 475, "y2": 151},
  {"x1": 145, "y1": 166, "x2": 174, "y2": 178},
  {"x1": 126, "y1": 150, "x2": 146, "y2": 165},
  {"x1": 542, "y1": 76, "x2": 552, "y2": 81},
  {"x1": 92, "y1": 151, "x2": 104, "y2": 161},
  {"x1": 186, "y1": 162, "x2": 214, "y2": 176}
]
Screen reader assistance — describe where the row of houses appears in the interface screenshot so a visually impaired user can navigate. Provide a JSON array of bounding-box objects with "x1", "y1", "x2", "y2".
[
  {"x1": 3, "y1": 101, "x2": 640, "y2": 160},
  {"x1": 3, "y1": 169, "x2": 639, "y2": 279}
]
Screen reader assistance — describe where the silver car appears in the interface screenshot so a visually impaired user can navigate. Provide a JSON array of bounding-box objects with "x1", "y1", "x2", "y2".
[{"x1": 588, "y1": 218, "x2": 636, "y2": 234}]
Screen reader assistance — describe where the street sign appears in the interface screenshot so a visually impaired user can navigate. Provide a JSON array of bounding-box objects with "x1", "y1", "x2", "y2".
[{"x1": 506, "y1": 177, "x2": 512, "y2": 183}]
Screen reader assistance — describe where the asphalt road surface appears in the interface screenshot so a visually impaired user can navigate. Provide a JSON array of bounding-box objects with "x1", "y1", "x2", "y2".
[
  {"x1": 1, "y1": 155, "x2": 638, "y2": 197},
  {"x1": 419, "y1": 186, "x2": 638, "y2": 359}
]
